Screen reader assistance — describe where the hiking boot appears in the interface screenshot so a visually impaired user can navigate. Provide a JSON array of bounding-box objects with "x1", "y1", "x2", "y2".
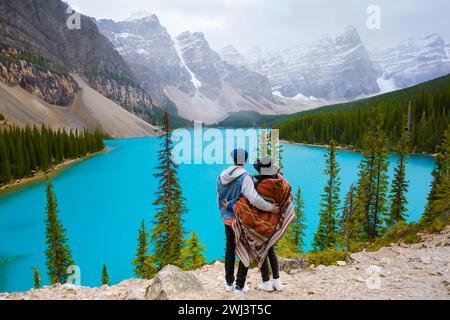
[{"x1": 258, "y1": 280, "x2": 274, "y2": 292}]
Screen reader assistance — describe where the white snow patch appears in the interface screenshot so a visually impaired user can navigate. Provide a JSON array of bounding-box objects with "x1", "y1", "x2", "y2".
[
  {"x1": 135, "y1": 49, "x2": 147, "y2": 55},
  {"x1": 377, "y1": 76, "x2": 399, "y2": 93},
  {"x1": 273, "y1": 91, "x2": 318, "y2": 103},
  {"x1": 174, "y1": 40, "x2": 202, "y2": 89},
  {"x1": 126, "y1": 11, "x2": 156, "y2": 22}
]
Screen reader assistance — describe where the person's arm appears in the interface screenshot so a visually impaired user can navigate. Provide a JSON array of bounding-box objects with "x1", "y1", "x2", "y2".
[{"x1": 241, "y1": 175, "x2": 274, "y2": 212}]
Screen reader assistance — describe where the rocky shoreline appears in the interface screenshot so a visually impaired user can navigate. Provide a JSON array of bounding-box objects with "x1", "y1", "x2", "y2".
[{"x1": 1, "y1": 227, "x2": 449, "y2": 300}]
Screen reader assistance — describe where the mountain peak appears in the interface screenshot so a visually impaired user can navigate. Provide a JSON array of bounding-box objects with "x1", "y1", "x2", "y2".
[
  {"x1": 335, "y1": 25, "x2": 362, "y2": 51},
  {"x1": 125, "y1": 11, "x2": 158, "y2": 22},
  {"x1": 220, "y1": 45, "x2": 247, "y2": 66}
]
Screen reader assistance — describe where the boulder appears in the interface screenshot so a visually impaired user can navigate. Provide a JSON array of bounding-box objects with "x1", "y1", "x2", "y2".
[
  {"x1": 145, "y1": 265, "x2": 207, "y2": 300},
  {"x1": 278, "y1": 257, "x2": 309, "y2": 274}
]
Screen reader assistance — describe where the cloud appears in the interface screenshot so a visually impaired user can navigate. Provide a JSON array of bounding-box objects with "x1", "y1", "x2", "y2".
[{"x1": 67, "y1": 0, "x2": 449, "y2": 54}]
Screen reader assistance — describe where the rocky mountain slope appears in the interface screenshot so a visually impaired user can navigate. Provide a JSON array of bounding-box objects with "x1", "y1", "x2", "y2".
[
  {"x1": 370, "y1": 33, "x2": 450, "y2": 91},
  {"x1": 0, "y1": 0, "x2": 164, "y2": 128},
  {"x1": 96, "y1": 14, "x2": 195, "y2": 105},
  {"x1": 0, "y1": 48, "x2": 79, "y2": 106},
  {"x1": 0, "y1": 73, "x2": 159, "y2": 137},
  {"x1": 2, "y1": 227, "x2": 448, "y2": 300},
  {"x1": 245, "y1": 26, "x2": 380, "y2": 100},
  {"x1": 97, "y1": 13, "x2": 314, "y2": 123}
]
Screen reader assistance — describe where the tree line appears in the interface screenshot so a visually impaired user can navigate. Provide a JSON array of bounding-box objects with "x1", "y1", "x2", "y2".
[
  {"x1": 276, "y1": 113, "x2": 449, "y2": 259},
  {"x1": 275, "y1": 75, "x2": 450, "y2": 154},
  {"x1": 293, "y1": 119, "x2": 450, "y2": 256},
  {"x1": 0, "y1": 125, "x2": 105, "y2": 186}
]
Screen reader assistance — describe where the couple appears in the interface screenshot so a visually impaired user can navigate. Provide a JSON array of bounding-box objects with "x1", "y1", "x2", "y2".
[{"x1": 216, "y1": 148, "x2": 294, "y2": 295}]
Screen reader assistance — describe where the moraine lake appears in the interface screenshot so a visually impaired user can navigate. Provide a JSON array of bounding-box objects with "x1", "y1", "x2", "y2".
[{"x1": 0, "y1": 131, "x2": 435, "y2": 293}]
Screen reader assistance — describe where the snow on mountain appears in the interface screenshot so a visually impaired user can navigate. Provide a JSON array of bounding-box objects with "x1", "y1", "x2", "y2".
[
  {"x1": 219, "y1": 45, "x2": 248, "y2": 66},
  {"x1": 125, "y1": 11, "x2": 156, "y2": 22},
  {"x1": 97, "y1": 16, "x2": 312, "y2": 123},
  {"x1": 370, "y1": 33, "x2": 450, "y2": 90},
  {"x1": 171, "y1": 31, "x2": 311, "y2": 122},
  {"x1": 273, "y1": 91, "x2": 321, "y2": 104},
  {"x1": 97, "y1": 14, "x2": 195, "y2": 104},
  {"x1": 246, "y1": 46, "x2": 264, "y2": 72},
  {"x1": 251, "y1": 26, "x2": 380, "y2": 100},
  {"x1": 175, "y1": 31, "x2": 222, "y2": 100}
]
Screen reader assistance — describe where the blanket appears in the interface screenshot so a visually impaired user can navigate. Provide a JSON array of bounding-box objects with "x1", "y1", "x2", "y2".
[{"x1": 232, "y1": 174, "x2": 294, "y2": 268}]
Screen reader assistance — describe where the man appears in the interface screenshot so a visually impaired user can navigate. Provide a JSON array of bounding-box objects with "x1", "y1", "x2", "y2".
[{"x1": 216, "y1": 148, "x2": 280, "y2": 294}]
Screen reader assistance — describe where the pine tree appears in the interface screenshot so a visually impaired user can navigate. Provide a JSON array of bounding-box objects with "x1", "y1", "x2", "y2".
[
  {"x1": 313, "y1": 140, "x2": 341, "y2": 251},
  {"x1": 354, "y1": 111, "x2": 390, "y2": 240},
  {"x1": 276, "y1": 187, "x2": 307, "y2": 257},
  {"x1": 132, "y1": 220, "x2": 154, "y2": 279},
  {"x1": 387, "y1": 137, "x2": 409, "y2": 226},
  {"x1": 421, "y1": 126, "x2": 450, "y2": 225},
  {"x1": 44, "y1": 178, "x2": 74, "y2": 285},
  {"x1": 288, "y1": 187, "x2": 307, "y2": 250},
  {"x1": 101, "y1": 264, "x2": 110, "y2": 286},
  {"x1": 179, "y1": 231, "x2": 207, "y2": 270},
  {"x1": 151, "y1": 112, "x2": 186, "y2": 270},
  {"x1": 340, "y1": 184, "x2": 358, "y2": 250},
  {"x1": 33, "y1": 267, "x2": 41, "y2": 289}
]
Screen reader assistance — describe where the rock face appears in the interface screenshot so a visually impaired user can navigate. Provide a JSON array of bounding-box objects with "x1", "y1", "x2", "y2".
[
  {"x1": 370, "y1": 33, "x2": 450, "y2": 90},
  {"x1": 0, "y1": 0, "x2": 159, "y2": 124},
  {"x1": 252, "y1": 26, "x2": 380, "y2": 100},
  {"x1": 145, "y1": 265, "x2": 207, "y2": 300},
  {"x1": 219, "y1": 45, "x2": 248, "y2": 66},
  {"x1": 0, "y1": 0, "x2": 130, "y2": 77},
  {"x1": 0, "y1": 50, "x2": 78, "y2": 106}
]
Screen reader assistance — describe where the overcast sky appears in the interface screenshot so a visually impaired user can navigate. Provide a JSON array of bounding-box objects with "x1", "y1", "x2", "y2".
[{"x1": 67, "y1": 0, "x2": 450, "y2": 54}]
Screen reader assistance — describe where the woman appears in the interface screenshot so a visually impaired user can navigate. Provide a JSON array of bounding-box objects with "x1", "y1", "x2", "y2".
[{"x1": 223, "y1": 157, "x2": 294, "y2": 292}]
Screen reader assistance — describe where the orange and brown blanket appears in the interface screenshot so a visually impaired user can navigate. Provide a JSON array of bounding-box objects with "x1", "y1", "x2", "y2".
[{"x1": 232, "y1": 174, "x2": 294, "y2": 268}]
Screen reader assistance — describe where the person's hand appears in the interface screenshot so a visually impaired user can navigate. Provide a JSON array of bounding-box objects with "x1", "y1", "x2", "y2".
[
  {"x1": 222, "y1": 200, "x2": 229, "y2": 209},
  {"x1": 271, "y1": 205, "x2": 280, "y2": 215}
]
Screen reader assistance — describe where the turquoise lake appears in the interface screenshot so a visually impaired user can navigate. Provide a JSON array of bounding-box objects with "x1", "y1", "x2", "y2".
[{"x1": 0, "y1": 134, "x2": 435, "y2": 292}]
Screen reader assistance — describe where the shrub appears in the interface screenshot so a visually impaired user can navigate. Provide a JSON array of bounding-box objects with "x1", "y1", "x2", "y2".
[
  {"x1": 368, "y1": 221, "x2": 422, "y2": 251},
  {"x1": 423, "y1": 218, "x2": 447, "y2": 233},
  {"x1": 306, "y1": 248, "x2": 350, "y2": 266}
]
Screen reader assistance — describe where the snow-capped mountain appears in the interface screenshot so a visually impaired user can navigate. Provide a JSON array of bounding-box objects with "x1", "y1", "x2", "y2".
[
  {"x1": 370, "y1": 33, "x2": 450, "y2": 91},
  {"x1": 249, "y1": 26, "x2": 380, "y2": 100},
  {"x1": 97, "y1": 13, "x2": 450, "y2": 123},
  {"x1": 97, "y1": 14, "x2": 313, "y2": 123},
  {"x1": 96, "y1": 14, "x2": 195, "y2": 104}
]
